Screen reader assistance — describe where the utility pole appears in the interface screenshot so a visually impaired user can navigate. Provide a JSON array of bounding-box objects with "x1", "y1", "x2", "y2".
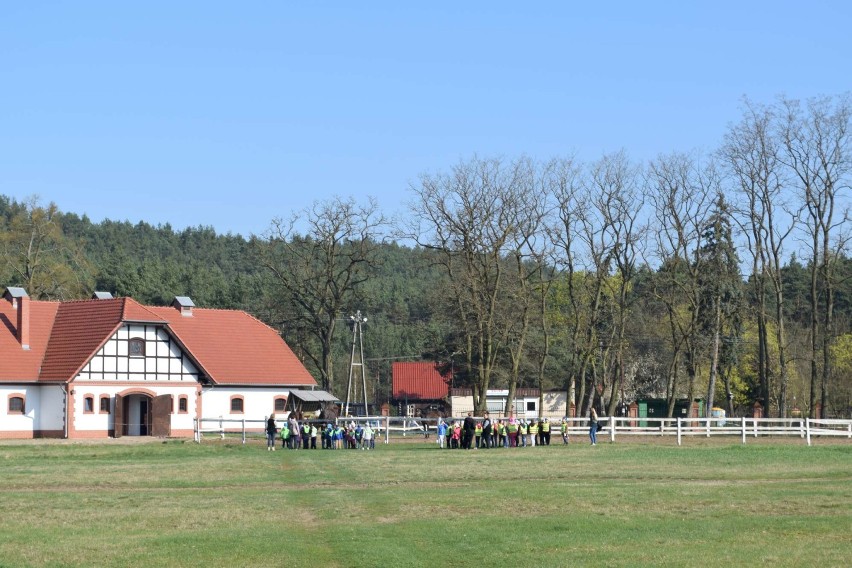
[{"x1": 344, "y1": 311, "x2": 368, "y2": 417}]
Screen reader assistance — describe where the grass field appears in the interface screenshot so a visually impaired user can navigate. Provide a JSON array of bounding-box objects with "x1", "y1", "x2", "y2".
[{"x1": 1, "y1": 438, "x2": 849, "y2": 567}]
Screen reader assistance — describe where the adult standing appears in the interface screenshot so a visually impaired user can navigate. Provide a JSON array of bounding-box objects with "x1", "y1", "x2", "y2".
[
  {"x1": 266, "y1": 413, "x2": 278, "y2": 451},
  {"x1": 463, "y1": 412, "x2": 476, "y2": 450},
  {"x1": 481, "y1": 412, "x2": 492, "y2": 449},
  {"x1": 289, "y1": 416, "x2": 300, "y2": 450},
  {"x1": 589, "y1": 407, "x2": 598, "y2": 446}
]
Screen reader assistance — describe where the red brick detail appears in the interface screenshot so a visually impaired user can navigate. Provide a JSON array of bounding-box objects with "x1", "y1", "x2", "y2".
[{"x1": 17, "y1": 295, "x2": 30, "y2": 349}]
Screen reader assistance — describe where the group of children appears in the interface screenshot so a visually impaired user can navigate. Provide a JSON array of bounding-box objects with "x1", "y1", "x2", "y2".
[
  {"x1": 436, "y1": 416, "x2": 570, "y2": 449},
  {"x1": 276, "y1": 420, "x2": 377, "y2": 450},
  {"x1": 320, "y1": 421, "x2": 376, "y2": 450}
]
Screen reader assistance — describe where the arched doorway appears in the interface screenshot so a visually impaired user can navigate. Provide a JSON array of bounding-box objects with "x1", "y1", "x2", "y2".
[{"x1": 114, "y1": 392, "x2": 172, "y2": 438}]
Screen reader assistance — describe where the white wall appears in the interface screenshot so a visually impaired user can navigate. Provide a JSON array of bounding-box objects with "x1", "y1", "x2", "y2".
[
  {"x1": 0, "y1": 384, "x2": 38, "y2": 434},
  {"x1": 542, "y1": 391, "x2": 568, "y2": 418},
  {"x1": 201, "y1": 387, "x2": 290, "y2": 423},
  {"x1": 0, "y1": 384, "x2": 65, "y2": 435},
  {"x1": 71, "y1": 385, "x2": 199, "y2": 434},
  {"x1": 449, "y1": 395, "x2": 474, "y2": 416}
]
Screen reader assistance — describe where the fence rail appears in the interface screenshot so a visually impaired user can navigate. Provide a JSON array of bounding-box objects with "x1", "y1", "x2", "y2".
[{"x1": 193, "y1": 416, "x2": 852, "y2": 446}]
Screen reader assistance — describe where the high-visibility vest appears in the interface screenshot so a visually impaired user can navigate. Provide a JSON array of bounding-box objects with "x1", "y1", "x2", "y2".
[
  {"x1": 542, "y1": 422, "x2": 550, "y2": 433},
  {"x1": 561, "y1": 422, "x2": 568, "y2": 433},
  {"x1": 508, "y1": 423, "x2": 518, "y2": 434},
  {"x1": 530, "y1": 424, "x2": 539, "y2": 435},
  {"x1": 281, "y1": 426, "x2": 290, "y2": 439},
  {"x1": 475, "y1": 424, "x2": 482, "y2": 435},
  {"x1": 519, "y1": 424, "x2": 527, "y2": 435}
]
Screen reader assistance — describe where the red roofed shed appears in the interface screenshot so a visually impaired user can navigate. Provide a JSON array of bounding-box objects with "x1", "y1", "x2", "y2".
[{"x1": 392, "y1": 362, "x2": 451, "y2": 400}]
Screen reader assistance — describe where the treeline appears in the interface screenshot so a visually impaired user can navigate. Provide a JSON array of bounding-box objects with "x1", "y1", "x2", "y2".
[{"x1": 2, "y1": 94, "x2": 851, "y2": 419}]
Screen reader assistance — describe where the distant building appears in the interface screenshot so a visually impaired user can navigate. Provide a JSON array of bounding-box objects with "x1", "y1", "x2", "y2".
[
  {"x1": 449, "y1": 388, "x2": 566, "y2": 418},
  {"x1": 0, "y1": 287, "x2": 324, "y2": 439},
  {"x1": 391, "y1": 361, "x2": 451, "y2": 417}
]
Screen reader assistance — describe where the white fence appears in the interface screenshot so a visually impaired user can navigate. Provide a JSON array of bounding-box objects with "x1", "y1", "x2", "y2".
[
  {"x1": 193, "y1": 415, "x2": 852, "y2": 446},
  {"x1": 589, "y1": 416, "x2": 852, "y2": 446},
  {"x1": 194, "y1": 417, "x2": 261, "y2": 443},
  {"x1": 193, "y1": 415, "x2": 430, "y2": 445}
]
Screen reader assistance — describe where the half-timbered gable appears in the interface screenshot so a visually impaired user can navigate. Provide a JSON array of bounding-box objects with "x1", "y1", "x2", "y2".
[{"x1": 76, "y1": 324, "x2": 200, "y2": 383}]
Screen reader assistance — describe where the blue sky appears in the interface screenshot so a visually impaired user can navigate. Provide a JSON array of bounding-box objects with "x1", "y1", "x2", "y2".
[{"x1": 1, "y1": 2, "x2": 849, "y2": 237}]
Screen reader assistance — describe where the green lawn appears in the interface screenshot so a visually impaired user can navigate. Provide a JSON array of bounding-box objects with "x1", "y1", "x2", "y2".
[{"x1": 1, "y1": 439, "x2": 849, "y2": 567}]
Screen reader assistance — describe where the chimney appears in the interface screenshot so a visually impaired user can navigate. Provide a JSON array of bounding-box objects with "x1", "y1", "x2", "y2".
[
  {"x1": 172, "y1": 296, "x2": 195, "y2": 317},
  {"x1": 17, "y1": 295, "x2": 30, "y2": 350}
]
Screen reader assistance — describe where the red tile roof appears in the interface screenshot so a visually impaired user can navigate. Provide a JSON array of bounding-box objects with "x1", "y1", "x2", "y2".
[
  {"x1": 39, "y1": 299, "x2": 129, "y2": 381},
  {"x1": 0, "y1": 299, "x2": 59, "y2": 381},
  {"x1": 1, "y1": 295, "x2": 316, "y2": 387},
  {"x1": 144, "y1": 306, "x2": 316, "y2": 386},
  {"x1": 392, "y1": 361, "x2": 450, "y2": 400}
]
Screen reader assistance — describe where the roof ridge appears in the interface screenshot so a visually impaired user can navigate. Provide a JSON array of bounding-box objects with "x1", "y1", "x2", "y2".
[
  {"x1": 163, "y1": 306, "x2": 279, "y2": 332},
  {"x1": 179, "y1": 306, "x2": 251, "y2": 313},
  {"x1": 122, "y1": 297, "x2": 169, "y2": 322}
]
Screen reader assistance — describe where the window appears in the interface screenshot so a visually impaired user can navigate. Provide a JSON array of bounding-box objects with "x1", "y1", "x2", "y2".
[
  {"x1": 274, "y1": 397, "x2": 286, "y2": 412},
  {"x1": 128, "y1": 338, "x2": 145, "y2": 357},
  {"x1": 99, "y1": 396, "x2": 111, "y2": 414},
  {"x1": 84, "y1": 396, "x2": 95, "y2": 413},
  {"x1": 8, "y1": 396, "x2": 25, "y2": 414},
  {"x1": 527, "y1": 401, "x2": 536, "y2": 412},
  {"x1": 230, "y1": 397, "x2": 244, "y2": 414},
  {"x1": 178, "y1": 396, "x2": 188, "y2": 413}
]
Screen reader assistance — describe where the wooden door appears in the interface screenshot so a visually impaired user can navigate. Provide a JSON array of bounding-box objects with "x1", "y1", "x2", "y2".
[
  {"x1": 151, "y1": 394, "x2": 172, "y2": 437},
  {"x1": 113, "y1": 394, "x2": 124, "y2": 438}
]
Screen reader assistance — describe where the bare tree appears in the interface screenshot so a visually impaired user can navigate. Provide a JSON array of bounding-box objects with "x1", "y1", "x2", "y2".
[
  {"x1": 592, "y1": 151, "x2": 646, "y2": 416},
  {"x1": 407, "y1": 157, "x2": 528, "y2": 413},
  {"x1": 253, "y1": 196, "x2": 386, "y2": 394},
  {"x1": 647, "y1": 153, "x2": 714, "y2": 417},
  {"x1": 573, "y1": 153, "x2": 626, "y2": 416},
  {"x1": 781, "y1": 94, "x2": 852, "y2": 417},
  {"x1": 548, "y1": 158, "x2": 586, "y2": 415},
  {"x1": 501, "y1": 158, "x2": 552, "y2": 415},
  {"x1": 723, "y1": 99, "x2": 797, "y2": 417}
]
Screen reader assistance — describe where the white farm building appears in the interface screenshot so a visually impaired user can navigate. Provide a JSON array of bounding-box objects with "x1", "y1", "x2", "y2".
[{"x1": 0, "y1": 287, "x2": 319, "y2": 439}]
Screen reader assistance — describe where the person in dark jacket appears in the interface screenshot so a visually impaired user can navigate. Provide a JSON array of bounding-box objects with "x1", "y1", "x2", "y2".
[
  {"x1": 462, "y1": 412, "x2": 476, "y2": 450},
  {"x1": 480, "y1": 412, "x2": 492, "y2": 448},
  {"x1": 266, "y1": 413, "x2": 278, "y2": 451}
]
